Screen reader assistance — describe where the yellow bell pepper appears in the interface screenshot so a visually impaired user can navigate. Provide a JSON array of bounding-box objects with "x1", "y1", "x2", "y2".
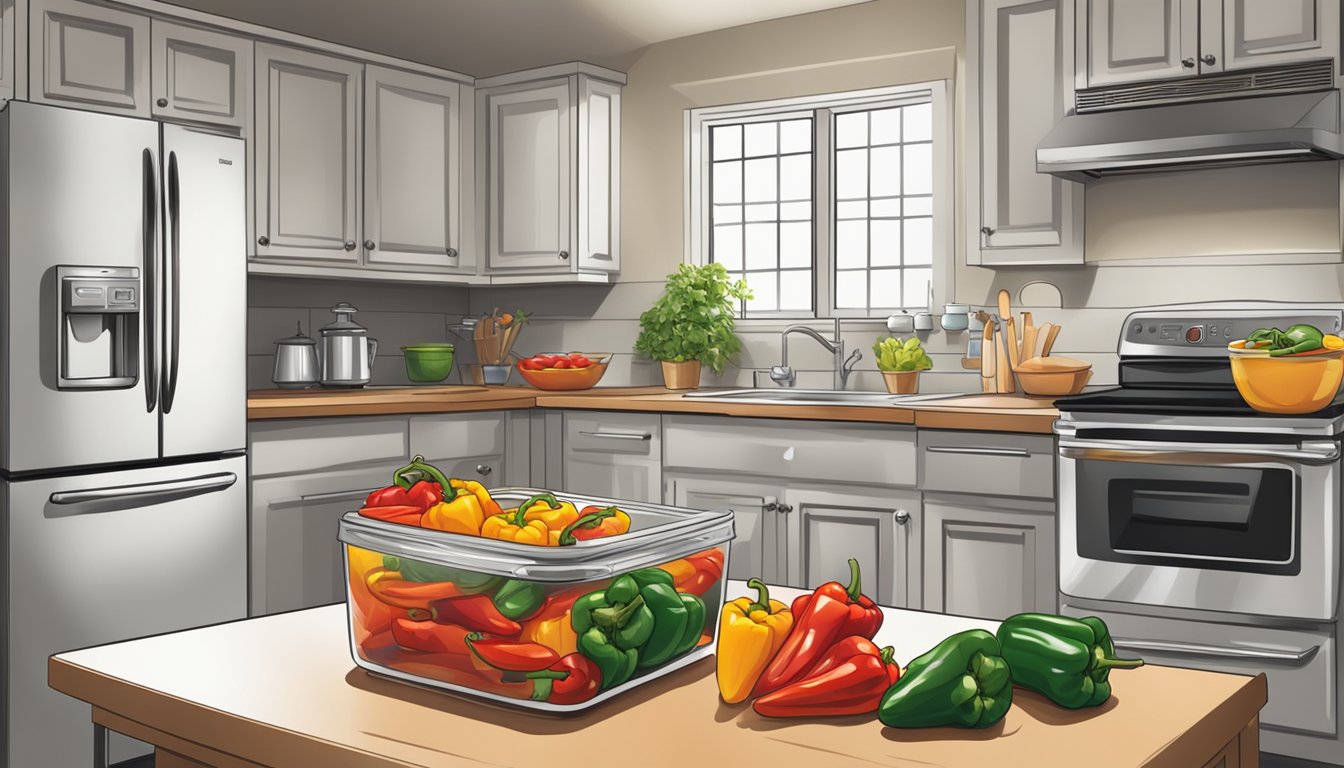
[
  {"x1": 480, "y1": 506, "x2": 552, "y2": 546},
  {"x1": 716, "y1": 578, "x2": 793, "y2": 704},
  {"x1": 514, "y1": 493, "x2": 579, "y2": 545},
  {"x1": 449, "y1": 478, "x2": 504, "y2": 518},
  {"x1": 420, "y1": 489, "x2": 486, "y2": 536}
]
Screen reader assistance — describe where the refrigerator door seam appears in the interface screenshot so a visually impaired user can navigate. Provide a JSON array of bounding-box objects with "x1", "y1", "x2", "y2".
[
  {"x1": 163, "y1": 150, "x2": 181, "y2": 414},
  {"x1": 142, "y1": 148, "x2": 158, "y2": 414}
]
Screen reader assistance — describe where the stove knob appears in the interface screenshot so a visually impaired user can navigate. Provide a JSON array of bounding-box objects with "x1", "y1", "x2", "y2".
[{"x1": 1185, "y1": 326, "x2": 1204, "y2": 343}]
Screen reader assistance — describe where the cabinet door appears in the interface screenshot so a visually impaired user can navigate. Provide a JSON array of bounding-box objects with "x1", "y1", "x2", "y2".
[
  {"x1": 364, "y1": 66, "x2": 463, "y2": 272},
  {"x1": 784, "y1": 487, "x2": 921, "y2": 609},
  {"x1": 1222, "y1": 0, "x2": 1338, "y2": 71},
  {"x1": 563, "y1": 412, "x2": 661, "y2": 503},
  {"x1": 668, "y1": 475, "x2": 785, "y2": 585},
  {"x1": 923, "y1": 495, "x2": 1056, "y2": 619},
  {"x1": 577, "y1": 76, "x2": 619, "y2": 272},
  {"x1": 254, "y1": 44, "x2": 362, "y2": 262},
  {"x1": 1087, "y1": 0, "x2": 1198, "y2": 85},
  {"x1": 486, "y1": 81, "x2": 573, "y2": 270},
  {"x1": 970, "y1": 0, "x2": 1083, "y2": 265},
  {"x1": 31, "y1": 0, "x2": 150, "y2": 116},
  {"x1": 0, "y1": 0, "x2": 15, "y2": 102},
  {"x1": 151, "y1": 20, "x2": 251, "y2": 128}
]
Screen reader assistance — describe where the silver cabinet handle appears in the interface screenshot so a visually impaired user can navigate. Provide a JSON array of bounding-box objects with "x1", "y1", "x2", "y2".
[
  {"x1": 558, "y1": 250, "x2": 570, "y2": 260},
  {"x1": 579, "y1": 431, "x2": 652, "y2": 441},
  {"x1": 270, "y1": 487, "x2": 380, "y2": 508},
  {"x1": 156, "y1": 97, "x2": 168, "y2": 108},
  {"x1": 447, "y1": 247, "x2": 458, "y2": 258},
  {"x1": 51, "y1": 472, "x2": 238, "y2": 508},
  {"x1": 1112, "y1": 638, "x2": 1319, "y2": 664},
  {"x1": 364, "y1": 240, "x2": 376, "y2": 250},
  {"x1": 894, "y1": 509, "x2": 911, "y2": 525},
  {"x1": 777, "y1": 503, "x2": 793, "y2": 514},
  {"x1": 1201, "y1": 54, "x2": 1216, "y2": 65},
  {"x1": 257, "y1": 235, "x2": 270, "y2": 247},
  {"x1": 476, "y1": 464, "x2": 492, "y2": 476},
  {"x1": 1182, "y1": 57, "x2": 1196, "y2": 68},
  {"x1": 1059, "y1": 438, "x2": 1340, "y2": 466},
  {"x1": 980, "y1": 226, "x2": 994, "y2": 236},
  {"x1": 926, "y1": 446, "x2": 1031, "y2": 458},
  {"x1": 344, "y1": 240, "x2": 357, "y2": 251}
]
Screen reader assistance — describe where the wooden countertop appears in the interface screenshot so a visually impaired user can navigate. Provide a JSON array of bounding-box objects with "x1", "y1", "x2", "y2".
[{"x1": 248, "y1": 385, "x2": 1060, "y2": 433}]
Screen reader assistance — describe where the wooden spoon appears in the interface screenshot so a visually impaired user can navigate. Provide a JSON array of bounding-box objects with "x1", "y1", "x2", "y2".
[{"x1": 1042, "y1": 324, "x2": 1063, "y2": 357}]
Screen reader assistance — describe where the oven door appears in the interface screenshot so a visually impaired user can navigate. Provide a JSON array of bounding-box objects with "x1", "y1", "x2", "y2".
[{"x1": 1058, "y1": 434, "x2": 1341, "y2": 620}]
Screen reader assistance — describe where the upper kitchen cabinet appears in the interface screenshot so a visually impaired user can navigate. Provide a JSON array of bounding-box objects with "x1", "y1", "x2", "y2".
[
  {"x1": 150, "y1": 20, "x2": 251, "y2": 129},
  {"x1": 477, "y1": 63, "x2": 623, "y2": 283},
  {"x1": 1084, "y1": 0, "x2": 1339, "y2": 86},
  {"x1": 966, "y1": 0, "x2": 1083, "y2": 266},
  {"x1": 253, "y1": 43, "x2": 363, "y2": 264},
  {"x1": 0, "y1": 0, "x2": 19, "y2": 103},
  {"x1": 30, "y1": 0, "x2": 150, "y2": 116},
  {"x1": 363, "y1": 66, "x2": 465, "y2": 273}
]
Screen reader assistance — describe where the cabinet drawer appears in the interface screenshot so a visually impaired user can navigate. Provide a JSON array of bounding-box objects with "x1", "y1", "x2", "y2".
[
  {"x1": 564, "y1": 412, "x2": 660, "y2": 457},
  {"x1": 249, "y1": 417, "x2": 409, "y2": 477},
  {"x1": 664, "y1": 415, "x2": 916, "y2": 487},
  {"x1": 410, "y1": 413, "x2": 507, "y2": 460},
  {"x1": 1060, "y1": 602, "x2": 1333, "y2": 736},
  {"x1": 429, "y1": 455, "x2": 503, "y2": 485},
  {"x1": 920, "y1": 431, "x2": 1054, "y2": 498}
]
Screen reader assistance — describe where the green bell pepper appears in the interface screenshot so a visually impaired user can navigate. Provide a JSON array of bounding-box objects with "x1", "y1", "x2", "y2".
[
  {"x1": 997, "y1": 613, "x2": 1143, "y2": 709},
  {"x1": 675, "y1": 592, "x2": 706, "y2": 656},
  {"x1": 381, "y1": 555, "x2": 503, "y2": 594},
  {"x1": 571, "y1": 575, "x2": 656, "y2": 690},
  {"x1": 491, "y1": 579, "x2": 547, "y2": 620},
  {"x1": 1247, "y1": 324, "x2": 1325, "y2": 356},
  {"x1": 878, "y1": 629, "x2": 1013, "y2": 729}
]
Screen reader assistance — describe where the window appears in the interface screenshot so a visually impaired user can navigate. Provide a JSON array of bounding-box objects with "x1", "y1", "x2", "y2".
[{"x1": 687, "y1": 82, "x2": 950, "y2": 319}]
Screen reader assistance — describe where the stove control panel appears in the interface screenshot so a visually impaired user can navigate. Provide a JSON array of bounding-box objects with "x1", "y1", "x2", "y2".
[{"x1": 1120, "y1": 311, "x2": 1344, "y2": 356}]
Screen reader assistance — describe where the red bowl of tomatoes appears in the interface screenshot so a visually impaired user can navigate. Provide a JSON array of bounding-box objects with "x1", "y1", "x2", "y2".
[{"x1": 516, "y1": 352, "x2": 611, "y2": 390}]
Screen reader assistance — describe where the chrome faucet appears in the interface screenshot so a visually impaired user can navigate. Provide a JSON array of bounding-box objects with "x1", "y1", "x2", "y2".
[{"x1": 769, "y1": 318, "x2": 863, "y2": 389}]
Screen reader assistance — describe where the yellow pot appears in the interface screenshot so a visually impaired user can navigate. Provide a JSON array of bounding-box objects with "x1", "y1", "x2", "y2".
[
  {"x1": 661, "y1": 360, "x2": 702, "y2": 390},
  {"x1": 1229, "y1": 344, "x2": 1344, "y2": 414}
]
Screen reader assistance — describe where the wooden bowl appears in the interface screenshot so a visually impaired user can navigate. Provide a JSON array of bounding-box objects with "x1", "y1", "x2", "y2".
[
  {"x1": 515, "y1": 354, "x2": 611, "y2": 391},
  {"x1": 1014, "y1": 356, "x2": 1093, "y2": 396}
]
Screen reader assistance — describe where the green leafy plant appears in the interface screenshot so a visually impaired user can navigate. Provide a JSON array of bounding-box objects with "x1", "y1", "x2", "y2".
[
  {"x1": 873, "y1": 336, "x2": 933, "y2": 372},
  {"x1": 635, "y1": 263, "x2": 752, "y2": 375}
]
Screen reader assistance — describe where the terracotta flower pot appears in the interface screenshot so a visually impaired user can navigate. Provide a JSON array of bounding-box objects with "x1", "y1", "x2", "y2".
[
  {"x1": 661, "y1": 360, "x2": 702, "y2": 390},
  {"x1": 882, "y1": 370, "x2": 920, "y2": 394}
]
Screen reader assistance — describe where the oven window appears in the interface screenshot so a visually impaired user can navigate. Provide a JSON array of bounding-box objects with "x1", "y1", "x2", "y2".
[{"x1": 1076, "y1": 461, "x2": 1298, "y2": 575}]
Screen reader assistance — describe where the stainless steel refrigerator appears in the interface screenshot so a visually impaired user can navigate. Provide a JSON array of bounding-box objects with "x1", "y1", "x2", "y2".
[{"x1": 0, "y1": 102, "x2": 248, "y2": 768}]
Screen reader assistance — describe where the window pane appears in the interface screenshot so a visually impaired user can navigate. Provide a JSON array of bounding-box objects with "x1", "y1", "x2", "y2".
[
  {"x1": 713, "y1": 225, "x2": 742, "y2": 270},
  {"x1": 903, "y1": 268, "x2": 931, "y2": 309},
  {"x1": 871, "y1": 219, "x2": 901, "y2": 267},
  {"x1": 870, "y1": 268, "x2": 900, "y2": 308},
  {"x1": 903, "y1": 143, "x2": 932, "y2": 195},
  {"x1": 835, "y1": 270, "x2": 867, "y2": 309},
  {"x1": 903, "y1": 103, "x2": 932, "y2": 142},
  {"x1": 836, "y1": 220, "x2": 867, "y2": 269},
  {"x1": 835, "y1": 149, "x2": 868, "y2": 199},
  {"x1": 837, "y1": 200, "x2": 868, "y2": 220},
  {"x1": 744, "y1": 122, "x2": 778, "y2": 157},
  {"x1": 712, "y1": 125, "x2": 742, "y2": 160},
  {"x1": 745, "y1": 271, "x2": 778, "y2": 312},
  {"x1": 780, "y1": 119, "x2": 812, "y2": 154},
  {"x1": 903, "y1": 217, "x2": 933, "y2": 265},
  {"x1": 903, "y1": 196, "x2": 932, "y2": 216},
  {"x1": 744, "y1": 157, "x2": 777, "y2": 203},
  {"x1": 712, "y1": 160, "x2": 741, "y2": 203},
  {"x1": 870, "y1": 146, "x2": 902, "y2": 197},
  {"x1": 835, "y1": 112, "x2": 868, "y2": 149},
  {"x1": 779, "y1": 270, "x2": 812, "y2": 311},
  {"x1": 871, "y1": 108, "x2": 901, "y2": 144},
  {"x1": 745, "y1": 223, "x2": 778, "y2": 270},
  {"x1": 713, "y1": 204, "x2": 742, "y2": 224},
  {"x1": 779, "y1": 154, "x2": 811, "y2": 201},
  {"x1": 871, "y1": 198, "x2": 900, "y2": 218},
  {"x1": 745, "y1": 203, "x2": 777, "y2": 222},
  {"x1": 780, "y1": 201, "x2": 811, "y2": 221},
  {"x1": 780, "y1": 222, "x2": 811, "y2": 268}
]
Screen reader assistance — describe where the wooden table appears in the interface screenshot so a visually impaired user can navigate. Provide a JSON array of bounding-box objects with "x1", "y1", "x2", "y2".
[{"x1": 50, "y1": 590, "x2": 1265, "y2": 768}]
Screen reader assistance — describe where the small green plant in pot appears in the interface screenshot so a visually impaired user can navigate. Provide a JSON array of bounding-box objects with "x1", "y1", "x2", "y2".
[
  {"x1": 874, "y1": 336, "x2": 933, "y2": 394},
  {"x1": 635, "y1": 263, "x2": 751, "y2": 389}
]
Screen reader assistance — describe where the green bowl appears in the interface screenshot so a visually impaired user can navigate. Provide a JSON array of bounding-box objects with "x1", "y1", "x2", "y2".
[{"x1": 402, "y1": 344, "x2": 455, "y2": 382}]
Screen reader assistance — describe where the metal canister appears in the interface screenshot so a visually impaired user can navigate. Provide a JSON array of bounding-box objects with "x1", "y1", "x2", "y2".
[{"x1": 318, "y1": 303, "x2": 378, "y2": 387}]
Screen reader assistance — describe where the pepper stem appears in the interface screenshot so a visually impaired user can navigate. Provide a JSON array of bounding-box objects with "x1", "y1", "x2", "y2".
[
  {"x1": 745, "y1": 578, "x2": 772, "y2": 614},
  {"x1": 591, "y1": 594, "x2": 646, "y2": 631},
  {"x1": 845, "y1": 558, "x2": 862, "y2": 603},
  {"x1": 879, "y1": 646, "x2": 897, "y2": 667},
  {"x1": 408, "y1": 456, "x2": 452, "y2": 491},
  {"x1": 525, "y1": 669, "x2": 570, "y2": 681},
  {"x1": 1092, "y1": 650, "x2": 1145, "y2": 673},
  {"x1": 558, "y1": 506, "x2": 618, "y2": 546}
]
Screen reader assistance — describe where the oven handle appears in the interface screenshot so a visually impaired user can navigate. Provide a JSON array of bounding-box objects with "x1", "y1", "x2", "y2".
[
  {"x1": 1112, "y1": 638, "x2": 1320, "y2": 664},
  {"x1": 1058, "y1": 438, "x2": 1340, "y2": 466}
]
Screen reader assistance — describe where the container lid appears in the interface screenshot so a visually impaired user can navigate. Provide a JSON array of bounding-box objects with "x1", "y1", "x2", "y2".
[
  {"x1": 339, "y1": 487, "x2": 735, "y2": 583},
  {"x1": 402, "y1": 343, "x2": 455, "y2": 352},
  {"x1": 274, "y1": 322, "x2": 316, "y2": 347},
  {"x1": 320, "y1": 302, "x2": 368, "y2": 337}
]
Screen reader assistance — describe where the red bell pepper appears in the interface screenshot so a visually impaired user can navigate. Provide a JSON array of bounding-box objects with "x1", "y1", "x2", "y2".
[
  {"x1": 361, "y1": 455, "x2": 449, "y2": 517},
  {"x1": 465, "y1": 632, "x2": 560, "y2": 672},
  {"x1": 428, "y1": 594, "x2": 523, "y2": 637},
  {"x1": 752, "y1": 558, "x2": 884, "y2": 696},
  {"x1": 752, "y1": 636, "x2": 900, "y2": 718},
  {"x1": 528, "y1": 653, "x2": 602, "y2": 705}
]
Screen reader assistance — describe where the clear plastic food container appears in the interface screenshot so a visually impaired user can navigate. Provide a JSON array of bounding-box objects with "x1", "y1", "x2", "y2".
[{"x1": 338, "y1": 488, "x2": 733, "y2": 712}]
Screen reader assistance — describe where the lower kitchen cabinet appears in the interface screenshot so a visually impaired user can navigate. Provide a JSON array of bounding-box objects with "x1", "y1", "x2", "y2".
[
  {"x1": 922, "y1": 492, "x2": 1056, "y2": 619},
  {"x1": 786, "y1": 487, "x2": 920, "y2": 609},
  {"x1": 666, "y1": 474, "x2": 787, "y2": 587},
  {"x1": 561, "y1": 411, "x2": 661, "y2": 502}
]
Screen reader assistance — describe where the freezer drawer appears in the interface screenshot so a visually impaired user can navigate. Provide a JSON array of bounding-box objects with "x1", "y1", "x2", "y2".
[{"x1": 5, "y1": 455, "x2": 248, "y2": 768}]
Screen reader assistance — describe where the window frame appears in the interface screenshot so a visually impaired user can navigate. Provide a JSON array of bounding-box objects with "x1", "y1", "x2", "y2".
[{"x1": 685, "y1": 80, "x2": 954, "y2": 321}]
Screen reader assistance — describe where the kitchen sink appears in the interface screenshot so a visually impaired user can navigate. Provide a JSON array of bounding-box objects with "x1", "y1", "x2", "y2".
[{"x1": 681, "y1": 388, "x2": 963, "y2": 407}]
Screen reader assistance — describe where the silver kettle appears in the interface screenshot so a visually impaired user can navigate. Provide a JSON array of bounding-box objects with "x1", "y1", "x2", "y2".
[
  {"x1": 272, "y1": 323, "x2": 320, "y2": 389},
  {"x1": 318, "y1": 303, "x2": 378, "y2": 387}
]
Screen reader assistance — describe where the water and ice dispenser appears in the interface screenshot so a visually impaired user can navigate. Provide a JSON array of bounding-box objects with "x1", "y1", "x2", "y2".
[{"x1": 56, "y1": 266, "x2": 140, "y2": 389}]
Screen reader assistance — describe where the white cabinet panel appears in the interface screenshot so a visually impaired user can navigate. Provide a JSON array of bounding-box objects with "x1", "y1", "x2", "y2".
[
  {"x1": 785, "y1": 487, "x2": 921, "y2": 609},
  {"x1": 487, "y1": 82, "x2": 571, "y2": 269},
  {"x1": 1088, "y1": 0, "x2": 1196, "y2": 84},
  {"x1": 32, "y1": 0, "x2": 149, "y2": 116},
  {"x1": 151, "y1": 20, "x2": 251, "y2": 128},
  {"x1": 0, "y1": 0, "x2": 15, "y2": 102},
  {"x1": 563, "y1": 411, "x2": 661, "y2": 502},
  {"x1": 923, "y1": 494, "x2": 1056, "y2": 619},
  {"x1": 670, "y1": 475, "x2": 786, "y2": 585},
  {"x1": 1223, "y1": 0, "x2": 1337, "y2": 71},
  {"x1": 578, "y1": 76, "x2": 620, "y2": 272}
]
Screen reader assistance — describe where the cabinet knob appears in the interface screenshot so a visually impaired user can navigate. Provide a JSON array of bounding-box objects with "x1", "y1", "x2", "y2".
[
  {"x1": 894, "y1": 509, "x2": 911, "y2": 525},
  {"x1": 364, "y1": 240, "x2": 376, "y2": 251},
  {"x1": 1182, "y1": 57, "x2": 1196, "y2": 68},
  {"x1": 980, "y1": 226, "x2": 994, "y2": 236},
  {"x1": 156, "y1": 97, "x2": 169, "y2": 108},
  {"x1": 558, "y1": 250, "x2": 570, "y2": 260},
  {"x1": 1201, "y1": 54, "x2": 1217, "y2": 66},
  {"x1": 257, "y1": 235, "x2": 270, "y2": 247},
  {"x1": 763, "y1": 501, "x2": 778, "y2": 512},
  {"x1": 777, "y1": 503, "x2": 793, "y2": 514},
  {"x1": 447, "y1": 247, "x2": 459, "y2": 259},
  {"x1": 475, "y1": 464, "x2": 492, "y2": 476},
  {"x1": 344, "y1": 240, "x2": 357, "y2": 251}
]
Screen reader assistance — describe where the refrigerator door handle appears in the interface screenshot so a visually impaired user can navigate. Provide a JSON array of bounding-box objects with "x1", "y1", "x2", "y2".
[
  {"x1": 48, "y1": 472, "x2": 238, "y2": 510},
  {"x1": 142, "y1": 148, "x2": 158, "y2": 413},
  {"x1": 163, "y1": 151, "x2": 181, "y2": 414}
]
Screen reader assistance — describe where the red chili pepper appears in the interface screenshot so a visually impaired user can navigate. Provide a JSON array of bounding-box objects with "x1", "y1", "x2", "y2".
[
  {"x1": 366, "y1": 485, "x2": 413, "y2": 507},
  {"x1": 405, "y1": 480, "x2": 444, "y2": 511},
  {"x1": 390, "y1": 617, "x2": 472, "y2": 655},
  {"x1": 752, "y1": 558, "x2": 884, "y2": 697},
  {"x1": 681, "y1": 550, "x2": 725, "y2": 595},
  {"x1": 528, "y1": 653, "x2": 602, "y2": 705},
  {"x1": 429, "y1": 594, "x2": 523, "y2": 637},
  {"x1": 752, "y1": 637, "x2": 900, "y2": 718},
  {"x1": 465, "y1": 632, "x2": 560, "y2": 672},
  {"x1": 357, "y1": 505, "x2": 424, "y2": 526}
]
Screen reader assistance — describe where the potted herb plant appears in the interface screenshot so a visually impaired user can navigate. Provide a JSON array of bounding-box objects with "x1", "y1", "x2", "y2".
[
  {"x1": 874, "y1": 336, "x2": 933, "y2": 394},
  {"x1": 635, "y1": 263, "x2": 751, "y2": 389}
]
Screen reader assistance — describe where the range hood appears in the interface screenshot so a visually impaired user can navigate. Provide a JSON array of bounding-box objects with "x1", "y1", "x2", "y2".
[{"x1": 1036, "y1": 90, "x2": 1344, "y2": 182}]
